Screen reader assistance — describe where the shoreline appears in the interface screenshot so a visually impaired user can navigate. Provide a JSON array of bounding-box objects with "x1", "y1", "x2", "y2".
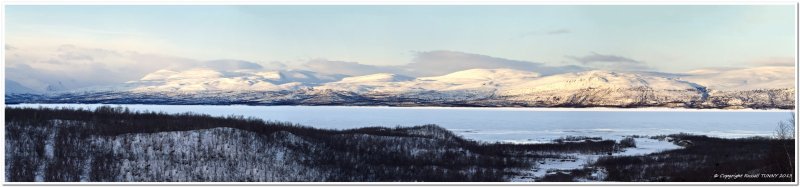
[{"x1": 6, "y1": 103, "x2": 796, "y2": 112}]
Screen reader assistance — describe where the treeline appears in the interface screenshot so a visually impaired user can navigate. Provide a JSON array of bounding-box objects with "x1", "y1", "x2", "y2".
[
  {"x1": 6, "y1": 87, "x2": 795, "y2": 109},
  {"x1": 5, "y1": 106, "x2": 621, "y2": 182}
]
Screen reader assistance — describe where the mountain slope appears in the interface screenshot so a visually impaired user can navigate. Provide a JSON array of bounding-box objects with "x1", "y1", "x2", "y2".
[
  {"x1": 488, "y1": 70, "x2": 707, "y2": 107},
  {"x1": 5, "y1": 68, "x2": 795, "y2": 109},
  {"x1": 67, "y1": 68, "x2": 346, "y2": 93},
  {"x1": 317, "y1": 73, "x2": 414, "y2": 93},
  {"x1": 5, "y1": 80, "x2": 39, "y2": 94},
  {"x1": 502, "y1": 70, "x2": 700, "y2": 94},
  {"x1": 338, "y1": 73, "x2": 414, "y2": 83},
  {"x1": 681, "y1": 66, "x2": 794, "y2": 91}
]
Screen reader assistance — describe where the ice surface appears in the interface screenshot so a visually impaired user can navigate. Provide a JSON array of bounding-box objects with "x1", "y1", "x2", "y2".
[
  {"x1": 614, "y1": 138, "x2": 683, "y2": 156},
  {"x1": 8, "y1": 104, "x2": 791, "y2": 143}
]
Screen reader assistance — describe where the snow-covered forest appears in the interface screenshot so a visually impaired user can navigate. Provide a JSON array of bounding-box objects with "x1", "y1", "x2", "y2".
[
  {"x1": 5, "y1": 106, "x2": 794, "y2": 182},
  {"x1": 4, "y1": 106, "x2": 605, "y2": 182}
]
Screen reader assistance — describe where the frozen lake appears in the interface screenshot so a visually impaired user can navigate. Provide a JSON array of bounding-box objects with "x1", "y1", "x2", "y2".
[{"x1": 7, "y1": 104, "x2": 794, "y2": 143}]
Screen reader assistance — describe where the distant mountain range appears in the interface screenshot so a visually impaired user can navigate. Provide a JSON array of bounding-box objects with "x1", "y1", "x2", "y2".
[{"x1": 6, "y1": 66, "x2": 795, "y2": 109}]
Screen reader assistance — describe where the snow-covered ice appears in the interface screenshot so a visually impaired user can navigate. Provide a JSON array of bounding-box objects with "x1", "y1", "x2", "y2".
[
  {"x1": 511, "y1": 137, "x2": 684, "y2": 182},
  {"x1": 614, "y1": 138, "x2": 683, "y2": 156},
  {"x1": 8, "y1": 104, "x2": 790, "y2": 143}
]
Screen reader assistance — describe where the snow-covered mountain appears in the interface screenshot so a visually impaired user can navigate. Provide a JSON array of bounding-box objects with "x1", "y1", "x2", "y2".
[
  {"x1": 501, "y1": 70, "x2": 700, "y2": 94},
  {"x1": 414, "y1": 68, "x2": 541, "y2": 92},
  {"x1": 317, "y1": 73, "x2": 414, "y2": 93},
  {"x1": 66, "y1": 68, "x2": 346, "y2": 93},
  {"x1": 681, "y1": 66, "x2": 794, "y2": 91},
  {"x1": 5, "y1": 67, "x2": 795, "y2": 109},
  {"x1": 338, "y1": 73, "x2": 415, "y2": 83},
  {"x1": 318, "y1": 69, "x2": 539, "y2": 95},
  {"x1": 45, "y1": 81, "x2": 68, "y2": 92},
  {"x1": 494, "y1": 70, "x2": 708, "y2": 107},
  {"x1": 5, "y1": 80, "x2": 39, "y2": 94}
]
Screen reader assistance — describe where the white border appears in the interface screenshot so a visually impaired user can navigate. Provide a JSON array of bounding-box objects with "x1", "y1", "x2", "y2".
[
  {"x1": 1, "y1": 0, "x2": 799, "y2": 5},
  {"x1": 2, "y1": 0, "x2": 7, "y2": 185}
]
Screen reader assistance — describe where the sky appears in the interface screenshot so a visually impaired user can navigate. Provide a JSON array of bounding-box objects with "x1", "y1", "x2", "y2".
[{"x1": 4, "y1": 5, "x2": 797, "y2": 90}]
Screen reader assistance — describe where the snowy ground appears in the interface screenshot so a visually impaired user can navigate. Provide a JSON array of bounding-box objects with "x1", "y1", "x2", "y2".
[
  {"x1": 510, "y1": 137, "x2": 683, "y2": 182},
  {"x1": 615, "y1": 137, "x2": 683, "y2": 156},
  {"x1": 7, "y1": 104, "x2": 790, "y2": 143}
]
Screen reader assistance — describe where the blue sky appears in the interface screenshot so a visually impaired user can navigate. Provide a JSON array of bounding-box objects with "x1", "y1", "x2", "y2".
[{"x1": 4, "y1": 5, "x2": 796, "y2": 89}]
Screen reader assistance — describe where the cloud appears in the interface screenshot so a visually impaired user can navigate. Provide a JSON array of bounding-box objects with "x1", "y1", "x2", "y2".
[
  {"x1": 566, "y1": 52, "x2": 651, "y2": 71},
  {"x1": 568, "y1": 52, "x2": 641, "y2": 64},
  {"x1": 516, "y1": 28, "x2": 572, "y2": 39},
  {"x1": 295, "y1": 51, "x2": 584, "y2": 77},
  {"x1": 751, "y1": 57, "x2": 794, "y2": 67},
  {"x1": 404, "y1": 50, "x2": 584, "y2": 76},
  {"x1": 263, "y1": 61, "x2": 288, "y2": 70},
  {"x1": 301, "y1": 59, "x2": 396, "y2": 76},
  {"x1": 7, "y1": 45, "x2": 589, "y2": 91},
  {"x1": 546, "y1": 29, "x2": 571, "y2": 35},
  {"x1": 202, "y1": 59, "x2": 263, "y2": 71},
  {"x1": 5, "y1": 44, "x2": 261, "y2": 91}
]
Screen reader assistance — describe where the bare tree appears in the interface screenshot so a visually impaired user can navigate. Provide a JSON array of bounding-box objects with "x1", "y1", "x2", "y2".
[
  {"x1": 774, "y1": 112, "x2": 795, "y2": 172},
  {"x1": 774, "y1": 115, "x2": 795, "y2": 140}
]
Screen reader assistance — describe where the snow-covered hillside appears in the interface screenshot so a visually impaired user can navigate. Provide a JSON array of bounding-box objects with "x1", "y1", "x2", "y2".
[
  {"x1": 338, "y1": 73, "x2": 415, "y2": 83},
  {"x1": 5, "y1": 108, "x2": 527, "y2": 182},
  {"x1": 415, "y1": 68, "x2": 542, "y2": 92},
  {"x1": 501, "y1": 70, "x2": 701, "y2": 94},
  {"x1": 681, "y1": 66, "x2": 794, "y2": 91},
  {"x1": 5, "y1": 80, "x2": 39, "y2": 94},
  {"x1": 66, "y1": 68, "x2": 345, "y2": 93},
  {"x1": 318, "y1": 73, "x2": 415, "y2": 93},
  {"x1": 5, "y1": 67, "x2": 795, "y2": 109},
  {"x1": 493, "y1": 70, "x2": 709, "y2": 107},
  {"x1": 318, "y1": 69, "x2": 539, "y2": 95},
  {"x1": 131, "y1": 68, "x2": 292, "y2": 92}
]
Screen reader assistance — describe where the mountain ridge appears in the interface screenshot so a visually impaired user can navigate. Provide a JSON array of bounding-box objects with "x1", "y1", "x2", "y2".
[{"x1": 5, "y1": 67, "x2": 795, "y2": 109}]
